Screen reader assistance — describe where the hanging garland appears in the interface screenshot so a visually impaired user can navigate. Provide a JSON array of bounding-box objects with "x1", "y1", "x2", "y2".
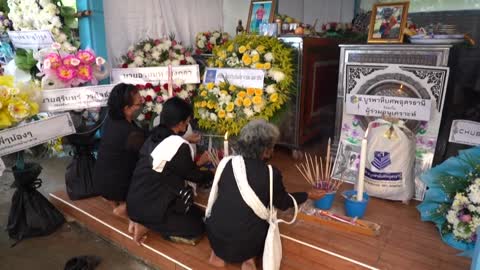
[{"x1": 194, "y1": 34, "x2": 294, "y2": 135}]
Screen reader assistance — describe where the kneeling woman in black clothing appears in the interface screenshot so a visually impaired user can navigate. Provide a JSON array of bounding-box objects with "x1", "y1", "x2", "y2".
[{"x1": 127, "y1": 97, "x2": 212, "y2": 245}]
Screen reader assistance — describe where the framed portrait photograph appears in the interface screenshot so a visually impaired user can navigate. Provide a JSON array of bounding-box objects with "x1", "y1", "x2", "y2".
[
  {"x1": 246, "y1": 0, "x2": 277, "y2": 34},
  {"x1": 368, "y1": 2, "x2": 409, "y2": 43}
]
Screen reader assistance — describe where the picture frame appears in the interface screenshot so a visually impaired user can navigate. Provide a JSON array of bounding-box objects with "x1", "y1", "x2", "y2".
[
  {"x1": 246, "y1": 0, "x2": 277, "y2": 34},
  {"x1": 367, "y1": 2, "x2": 409, "y2": 43}
]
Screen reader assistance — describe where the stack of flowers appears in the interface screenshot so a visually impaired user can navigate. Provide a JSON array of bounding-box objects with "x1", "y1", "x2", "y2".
[
  {"x1": 36, "y1": 43, "x2": 108, "y2": 89},
  {"x1": 0, "y1": 75, "x2": 39, "y2": 129},
  {"x1": 195, "y1": 31, "x2": 229, "y2": 55},
  {"x1": 193, "y1": 35, "x2": 294, "y2": 135},
  {"x1": 7, "y1": 0, "x2": 79, "y2": 50},
  {"x1": 120, "y1": 36, "x2": 196, "y2": 68},
  {"x1": 0, "y1": 11, "x2": 12, "y2": 35},
  {"x1": 418, "y1": 146, "x2": 480, "y2": 255},
  {"x1": 135, "y1": 82, "x2": 195, "y2": 129}
]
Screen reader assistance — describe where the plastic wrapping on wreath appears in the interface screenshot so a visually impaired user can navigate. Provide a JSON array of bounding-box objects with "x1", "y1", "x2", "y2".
[{"x1": 364, "y1": 119, "x2": 416, "y2": 202}]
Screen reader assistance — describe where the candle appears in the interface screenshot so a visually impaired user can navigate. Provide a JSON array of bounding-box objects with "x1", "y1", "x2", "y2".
[
  {"x1": 223, "y1": 132, "x2": 229, "y2": 156},
  {"x1": 357, "y1": 127, "x2": 369, "y2": 202},
  {"x1": 208, "y1": 136, "x2": 212, "y2": 152},
  {"x1": 167, "y1": 64, "x2": 173, "y2": 97}
]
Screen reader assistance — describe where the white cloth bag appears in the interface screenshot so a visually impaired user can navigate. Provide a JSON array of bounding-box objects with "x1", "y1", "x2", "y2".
[
  {"x1": 364, "y1": 119, "x2": 416, "y2": 202},
  {"x1": 205, "y1": 156, "x2": 298, "y2": 270}
]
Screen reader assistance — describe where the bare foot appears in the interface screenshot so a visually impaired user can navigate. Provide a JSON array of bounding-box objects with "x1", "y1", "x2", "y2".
[
  {"x1": 104, "y1": 199, "x2": 119, "y2": 209},
  {"x1": 128, "y1": 220, "x2": 134, "y2": 234},
  {"x1": 133, "y1": 222, "x2": 149, "y2": 246},
  {"x1": 241, "y1": 258, "x2": 256, "y2": 270},
  {"x1": 112, "y1": 202, "x2": 128, "y2": 219},
  {"x1": 208, "y1": 250, "x2": 226, "y2": 267}
]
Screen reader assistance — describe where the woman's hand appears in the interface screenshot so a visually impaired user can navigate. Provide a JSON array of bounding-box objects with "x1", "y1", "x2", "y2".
[
  {"x1": 307, "y1": 189, "x2": 327, "y2": 200},
  {"x1": 185, "y1": 132, "x2": 201, "y2": 144},
  {"x1": 196, "y1": 151, "x2": 211, "y2": 167}
]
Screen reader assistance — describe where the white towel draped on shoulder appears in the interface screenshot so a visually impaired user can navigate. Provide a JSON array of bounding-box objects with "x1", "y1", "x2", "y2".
[{"x1": 151, "y1": 135, "x2": 195, "y2": 173}]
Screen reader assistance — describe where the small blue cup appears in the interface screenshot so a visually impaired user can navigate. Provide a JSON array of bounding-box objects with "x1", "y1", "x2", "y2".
[
  {"x1": 343, "y1": 190, "x2": 369, "y2": 218},
  {"x1": 314, "y1": 192, "x2": 336, "y2": 210}
]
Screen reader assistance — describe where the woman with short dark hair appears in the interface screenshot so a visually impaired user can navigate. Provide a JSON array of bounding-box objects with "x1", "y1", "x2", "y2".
[
  {"x1": 127, "y1": 97, "x2": 212, "y2": 245},
  {"x1": 93, "y1": 83, "x2": 145, "y2": 222}
]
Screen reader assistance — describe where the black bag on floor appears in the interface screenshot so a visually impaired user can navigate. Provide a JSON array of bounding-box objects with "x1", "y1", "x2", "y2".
[
  {"x1": 7, "y1": 163, "x2": 65, "y2": 246},
  {"x1": 65, "y1": 146, "x2": 97, "y2": 200}
]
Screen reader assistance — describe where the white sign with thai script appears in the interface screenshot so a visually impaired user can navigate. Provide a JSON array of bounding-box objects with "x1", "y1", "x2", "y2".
[
  {"x1": 449, "y1": 120, "x2": 480, "y2": 146},
  {"x1": 40, "y1": 84, "x2": 115, "y2": 112},
  {"x1": 203, "y1": 68, "x2": 265, "y2": 89},
  {"x1": 345, "y1": 94, "x2": 432, "y2": 121},
  {"x1": 111, "y1": 65, "x2": 200, "y2": 84},
  {"x1": 8, "y1": 30, "x2": 55, "y2": 50},
  {"x1": 0, "y1": 113, "x2": 76, "y2": 156}
]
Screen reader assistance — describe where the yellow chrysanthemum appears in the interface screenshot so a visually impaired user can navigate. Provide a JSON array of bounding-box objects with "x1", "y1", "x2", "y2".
[
  {"x1": 7, "y1": 98, "x2": 31, "y2": 121},
  {"x1": 234, "y1": 97, "x2": 243, "y2": 107},
  {"x1": 217, "y1": 50, "x2": 227, "y2": 59},
  {"x1": 252, "y1": 54, "x2": 260, "y2": 63},
  {"x1": 246, "y1": 44, "x2": 251, "y2": 50},
  {"x1": 264, "y1": 62, "x2": 271, "y2": 69},
  {"x1": 255, "y1": 63, "x2": 264, "y2": 69},
  {"x1": 218, "y1": 110, "x2": 226, "y2": 118},
  {"x1": 215, "y1": 60, "x2": 224, "y2": 67},
  {"x1": 206, "y1": 82, "x2": 215, "y2": 90},
  {"x1": 227, "y1": 44, "x2": 234, "y2": 52},
  {"x1": 201, "y1": 91, "x2": 207, "y2": 97},
  {"x1": 270, "y1": 93, "x2": 279, "y2": 102},
  {"x1": 228, "y1": 85, "x2": 236, "y2": 91},
  {"x1": 243, "y1": 98, "x2": 252, "y2": 107},
  {"x1": 242, "y1": 54, "x2": 252, "y2": 66},
  {"x1": 253, "y1": 96, "x2": 263, "y2": 105},
  {"x1": 0, "y1": 109, "x2": 12, "y2": 129},
  {"x1": 237, "y1": 91, "x2": 246, "y2": 99},
  {"x1": 219, "y1": 81, "x2": 227, "y2": 88},
  {"x1": 201, "y1": 101, "x2": 207, "y2": 107},
  {"x1": 256, "y1": 45, "x2": 265, "y2": 53},
  {"x1": 226, "y1": 102, "x2": 235, "y2": 112},
  {"x1": 238, "y1": 46, "x2": 246, "y2": 54},
  {"x1": 255, "y1": 88, "x2": 263, "y2": 96},
  {"x1": 246, "y1": 88, "x2": 255, "y2": 96},
  {"x1": 0, "y1": 76, "x2": 14, "y2": 87},
  {"x1": 207, "y1": 100, "x2": 216, "y2": 109},
  {"x1": 0, "y1": 86, "x2": 11, "y2": 102}
]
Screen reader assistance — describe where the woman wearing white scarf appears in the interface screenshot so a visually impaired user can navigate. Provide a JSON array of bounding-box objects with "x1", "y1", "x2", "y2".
[{"x1": 205, "y1": 120, "x2": 310, "y2": 270}]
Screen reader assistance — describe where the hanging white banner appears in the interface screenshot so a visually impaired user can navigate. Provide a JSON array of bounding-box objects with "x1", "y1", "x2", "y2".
[
  {"x1": 449, "y1": 120, "x2": 480, "y2": 146},
  {"x1": 110, "y1": 65, "x2": 200, "y2": 85},
  {"x1": 345, "y1": 94, "x2": 432, "y2": 121},
  {"x1": 203, "y1": 68, "x2": 265, "y2": 89},
  {"x1": 0, "y1": 113, "x2": 76, "y2": 156},
  {"x1": 40, "y1": 84, "x2": 115, "y2": 112},
  {"x1": 7, "y1": 30, "x2": 55, "y2": 50}
]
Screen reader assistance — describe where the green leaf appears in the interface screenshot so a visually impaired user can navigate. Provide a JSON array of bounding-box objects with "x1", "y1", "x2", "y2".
[{"x1": 14, "y1": 49, "x2": 38, "y2": 71}]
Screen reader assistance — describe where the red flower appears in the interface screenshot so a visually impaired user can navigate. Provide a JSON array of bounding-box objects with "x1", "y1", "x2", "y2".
[
  {"x1": 136, "y1": 84, "x2": 145, "y2": 90},
  {"x1": 207, "y1": 43, "x2": 213, "y2": 51},
  {"x1": 122, "y1": 63, "x2": 128, "y2": 68},
  {"x1": 174, "y1": 86, "x2": 182, "y2": 93},
  {"x1": 172, "y1": 40, "x2": 177, "y2": 46},
  {"x1": 145, "y1": 83, "x2": 153, "y2": 88},
  {"x1": 195, "y1": 49, "x2": 202, "y2": 55},
  {"x1": 154, "y1": 39, "x2": 161, "y2": 45},
  {"x1": 163, "y1": 83, "x2": 169, "y2": 90},
  {"x1": 145, "y1": 112, "x2": 152, "y2": 120},
  {"x1": 153, "y1": 86, "x2": 161, "y2": 92},
  {"x1": 180, "y1": 60, "x2": 187, "y2": 65},
  {"x1": 145, "y1": 95, "x2": 153, "y2": 102},
  {"x1": 185, "y1": 51, "x2": 192, "y2": 57}
]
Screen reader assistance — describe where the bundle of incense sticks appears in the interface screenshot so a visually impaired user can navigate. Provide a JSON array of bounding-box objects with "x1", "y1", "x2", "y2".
[
  {"x1": 295, "y1": 138, "x2": 343, "y2": 192},
  {"x1": 206, "y1": 148, "x2": 221, "y2": 167}
]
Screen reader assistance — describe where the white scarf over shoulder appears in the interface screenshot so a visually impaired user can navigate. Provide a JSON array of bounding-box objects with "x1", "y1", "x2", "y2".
[
  {"x1": 206, "y1": 155, "x2": 298, "y2": 270},
  {"x1": 151, "y1": 135, "x2": 195, "y2": 173}
]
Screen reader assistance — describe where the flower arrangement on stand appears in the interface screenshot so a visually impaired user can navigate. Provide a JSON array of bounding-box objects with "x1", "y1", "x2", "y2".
[
  {"x1": 417, "y1": 146, "x2": 480, "y2": 255},
  {"x1": 195, "y1": 31, "x2": 229, "y2": 55},
  {"x1": 120, "y1": 36, "x2": 196, "y2": 68},
  {"x1": 193, "y1": 35, "x2": 294, "y2": 135},
  {"x1": 134, "y1": 82, "x2": 195, "y2": 129}
]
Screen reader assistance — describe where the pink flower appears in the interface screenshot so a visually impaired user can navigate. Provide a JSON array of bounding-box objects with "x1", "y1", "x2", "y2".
[
  {"x1": 63, "y1": 55, "x2": 81, "y2": 67},
  {"x1": 76, "y1": 50, "x2": 96, "y2": 64},
  {"x1": 172, "y1": 40, "x2": 177, "y2": 46},
  {"x1": 43, "y1": 59, "x2": 52, "y2": 69},
  {"x1": 185, "y1": 51, "x2": 192, "y2": 57},
  {"x1": 96, "y1": 57, "x2": 106, "y2": 66},
  {"x1": 56, "y1": 65, "x2": 77, "y2": 82},
  {"x1": 127, "y1": 51, "x2": 134, "y2": 60},
  {"x1": 51, "y1": 42, "x2": 62, "y2": 50},
  {"x1": 154, "y1": 39, "x2": 161, "y2": 45},
  {"x1": 46, "y1": 53, "x2": 62, "y2": 69},
  {"x1": 460, "y1": 214, "x2": 472, "y2": 223},
  {"x1": 77, "y1": 65, "x2": 93, "y2": 81},
  {"x1": 156, "y1": 96, "x2": 164, "y2": 103}
]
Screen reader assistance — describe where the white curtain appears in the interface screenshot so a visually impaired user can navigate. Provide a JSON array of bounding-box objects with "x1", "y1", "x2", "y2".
[{"x1": 103, "y1": 0, "x2": 223, "y2": 66}]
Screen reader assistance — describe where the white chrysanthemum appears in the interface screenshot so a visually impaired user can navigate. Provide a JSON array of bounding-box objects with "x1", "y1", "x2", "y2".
[
  {"x1": 268, "y1": 69, "x2": 285, "y2": 82},
  {"x1": 186, "y1": 56, "x2": 196, "y2": 64},
  {"x1": 227, "y1": 113, "x2": 234, "y2": 119},
  {"x1": 137, "y1": 113, "x2": 145, "y2": 121},
  {"x1": 200, "y1": 35, "x2": 207, "y2": 41},
  {"x1": 243, "y1": 108, "x2": 254, "y2": 118},
  {"x1": 210, "y1": 113, "x2": 218, "y2": 121},
  {"x1": 171, "y1": 60, "x2": 180, "y2": 66},
  {"x1": 186, "y1": 84, "x2": 195, "y2": 91},
  {"x1": 145, "y1": 101, "x2": 153, "y2": 108},
  {"x1": 264, "y1": 52, "x2": 274, "y2": 62},
  {"x1": 250, "y1": 50, "x2": 259, "y2": 56},
  {"x1": 266, "y1": 84, "x2": 276, "y2": 94},
  {"x1": 209, "y1": 36, "x2": 217, "y2": 45},
  {"x1": 213, "y1": 32, "x2": 221, "y2": 38},
  {"x1": 145, "y1": 89, "x2": 156, "y2": 98},
  {"x1": 163, "y1": 40, "x2": 172, "y2": 48},
  {"x1": 144, "y1": 43, "x2": 152, "y2": 52},
  {"x1": 138, "y1": 90, "x2": 148, "y2": 97},
  {"x1": 446, "y1": 210, "x2": 459, "y2": 225},
  {"x1": 154, "y1": 104, "x2": 163, "y2": 114},
  {"x1": 253, "y1": 105, "x2": 263, "y2": 113},
  {"x1": 134, "y1": 56, "x2": 144, "y2": 66},
  {"x1": 197, "y1": 40, "x2": 205, "y2": 49},
  {"x1": 174, "y1": 44, "x2": 183, "y2": 50},
  {"x1": 177, "y1": 90, "x2": 189, "y2": 99},
  {"x1": 151, "y1": 51, "x2": 160, "y2": 60},
  {"x1": 468, "y1": 181, "x2": 480, "y2": 204}
]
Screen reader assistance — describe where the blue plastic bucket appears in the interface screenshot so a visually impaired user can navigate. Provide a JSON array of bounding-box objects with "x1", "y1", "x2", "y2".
[
  {"x1": 343, "y1": 190, "x2": 369, "y2": 218},
  {"x1": 314, "y1": 192, "x2": 336, "y2": 210}
]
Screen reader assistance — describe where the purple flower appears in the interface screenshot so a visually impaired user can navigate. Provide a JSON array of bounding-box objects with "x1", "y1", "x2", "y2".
[
  {"x1": 352, "y1": 129, "x2": 360, "y2": 138},
  {"x1": 342, "y1": 124, "x2": 350, "y2": 132}
]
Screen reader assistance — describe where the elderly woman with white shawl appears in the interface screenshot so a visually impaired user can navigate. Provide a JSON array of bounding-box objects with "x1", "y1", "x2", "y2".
[{"x1": 205, "y1": 120, "x2": 319, "y2": 270}]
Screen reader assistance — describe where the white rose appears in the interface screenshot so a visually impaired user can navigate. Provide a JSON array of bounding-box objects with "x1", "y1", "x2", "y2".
[
  {"x1": 134, "y1": 56, "x2": 144, "y2": 66},
  {"x1": 243, "y1": 108, "x2": 254, "y2": 118},
  {"x1": 197, "y1": 40, "x2": 205, "y2": 49},
  {"x1": 164, "y1": 40, "x2": 172, "y2": 48},
  {"x1": 209, "y1": 36, "x2": 217, "y2": 45},
  {"x1": 264, "y1": 52, "x2": 274, "y2": 62},
  {"x1": 210, "y1": 113, "x2": 218, "y2": 121},
  {"x1": 268, "y1": 69, "x2": 285, "y2": 82},
  {"x1": 137, "y1": 114, "x2": 145, "y2": 121},
  {"x1": 154, "y1": 104, "x2": 163, "y2": 114},
  {"x1": 266, "y1": 84, "x2": 276, "y2": 94},
  {"x1": 201, "y1": 35, "x2": 207, "y2": 41},
  {"x1": 253, "y1": 105, "x2": 262, "y2": 113},
  {"x1": 146, "y1": 101, "x2": 153, "y2": 108},
  {"x1": 213, "y1": 32, "x2": 221, "y2": 38},
  {"x1": 151, "y1": 51, "x2": 160, "y2": 60},
  {"x1": 178, "y1": 91, "x2": 189, "y2": 99},
  {"x1": 144, "y1": 43, "x2": 152, "y2": 52},
  {"x1": 250, "y1": 50, "x2": 259, "y2": 56}
]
